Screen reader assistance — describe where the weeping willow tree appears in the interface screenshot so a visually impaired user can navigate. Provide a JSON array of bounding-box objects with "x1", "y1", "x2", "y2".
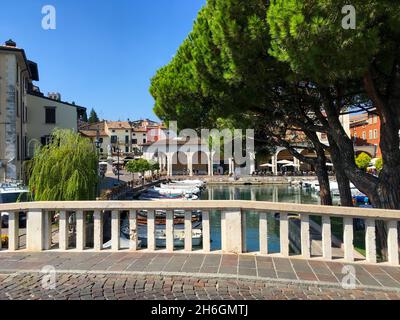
[{"x1": 27, "y1": 129, "x2": 98, "y2": 201}]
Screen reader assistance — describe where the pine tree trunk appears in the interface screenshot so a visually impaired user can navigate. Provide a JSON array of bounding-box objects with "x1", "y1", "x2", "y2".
[
  {"x1": 315, "y1": 152, "x2": 332, "y2": 206},
  {"x1": 328, "y1": 136, "x2": 353, "y2": 207}
]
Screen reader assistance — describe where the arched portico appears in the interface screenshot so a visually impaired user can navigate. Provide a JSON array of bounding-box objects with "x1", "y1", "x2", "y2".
[
  {"x1": 172, "y1": 151, "x2": 188, "y2": 176},
  {"x1": 192, "y1": 151, "x2": 209, "y2": 176}
]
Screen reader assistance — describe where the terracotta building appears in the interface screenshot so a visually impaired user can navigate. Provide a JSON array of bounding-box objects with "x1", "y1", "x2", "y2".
[{"x1": 350, "y1": 112, "x2": 381, "y2": 158}]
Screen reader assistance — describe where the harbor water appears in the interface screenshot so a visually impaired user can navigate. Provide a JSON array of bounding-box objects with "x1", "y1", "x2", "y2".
[{"x1": 199, "y1": 184, "x2": 340, "y2": 252}]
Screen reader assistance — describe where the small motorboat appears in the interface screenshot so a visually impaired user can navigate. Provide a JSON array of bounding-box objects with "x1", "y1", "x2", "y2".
[{"x1": 102, "y1": 216, "x2": 203, "y2": 249}]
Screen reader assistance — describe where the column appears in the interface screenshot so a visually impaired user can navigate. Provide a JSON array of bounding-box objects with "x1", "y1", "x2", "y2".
[
  {"x1": 202, "y1": 211, "x2": 211, "y2": 252},
  {"x1": 301, "y1": 214, "x2": 311, "y2": 259},
  {"x1": 76, "y1": 211, "x2": 86, "y2": 251},
  {"x1": 129, "y1": 210, "x2": 138, "y2": 251},
  {"x1": 322, "y1": 216, "x2": 332, "y2": 260},
  {"x1": 343, "y1": 217, "x2": 354, "y2": 262},
  {"x1": 272, "y1": 153, "x2": 278, "y2": 175},
  {"x1": 259, "y1": 212, "x2": 268, "y2": 255},
  {"x1": 228, "y1": 158, "x2": 234, "y2": 175},
  {"x1": 147, "y1": 210, "x2": 156, "y2": 251},
  {"x1": 387, "y1": 220, "x2": 399, "y2": 265},
  {"x1": 111, "y1": 210, "x2": 120, "y2": 251},
  {"x1": 248, "y1": 151, "x2": 256, "y2": 175},
  {"x1": 365, "y1": 218, "x2": 376, "y2": 263},
  {"x1": 166, "y1": 210, "x2": 174, "y2": 252},
  {"x1": 188, "y1": 152, "x2": 193, "y2": 177},
  {"x1": 221, "y1": 209, "x2": 244, "y2": 254},
  {"x1": 184, "y1": 211, "x2": 192, "y2": 252},
  {"x1": 167, "y1": 153, "x2": 173, "y2": 176},
  {"x1": 293, "y1": 157, "x2": 300, "y2": 173},
  {"x1": 280, "y1": 213, "x2": 289, "y2": 257},
  {"x1": 93, "y1": 210, "x2": 103, "y2": 251},
  {"x1": 8, "y1": 212, "x2": 19, "y2": 251},
  {"x1": 26, "y1": 209, "x2": 44, "y2": 251},
  {"x1": 59, "y1": 211, "x2": 69, "y2": 250},
  {"x1": 209, "y1": 152, "x2": 214, "y2": 177}
]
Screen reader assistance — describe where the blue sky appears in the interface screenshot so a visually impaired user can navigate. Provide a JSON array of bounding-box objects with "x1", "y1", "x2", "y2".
[{"x1": 0, "y1": 0, "x2": 205, "y2": 121}]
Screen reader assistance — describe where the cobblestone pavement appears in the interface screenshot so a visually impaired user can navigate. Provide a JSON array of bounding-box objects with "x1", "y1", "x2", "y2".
[
  {"x1": 0, "y1": 252, "x2": 399, "y2": 300},
  {"x1": 0, "y1": 273, "x2": 399, "y2": 300}
]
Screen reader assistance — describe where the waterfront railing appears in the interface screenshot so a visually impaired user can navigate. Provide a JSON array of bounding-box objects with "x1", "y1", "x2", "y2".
[{"x1": 0, "y1": 201, "x2": 398, "y2": 266}]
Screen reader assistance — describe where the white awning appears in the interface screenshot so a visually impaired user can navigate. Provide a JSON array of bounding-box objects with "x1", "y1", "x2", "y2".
[
  {"x1": 259, "y1": 163, "x2": 273, "y2": 167},
  {"x1": 277, "y1": 160, "x2": 293, "y2": 164}
]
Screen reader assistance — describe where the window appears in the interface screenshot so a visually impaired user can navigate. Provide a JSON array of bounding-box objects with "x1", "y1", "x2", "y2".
[
  {"x1": 143, "y1": 139, "x2": 147, "y2": 144},
  {"x1": 374, "y1": 129, "x2": 378, "y2": 139},
  {"x1": 100, "y1": 148, "x2": 104, "y2": 153},
  {"x1": 369, "y1": 130, "x2": 373, "y2": 139},
  {"x1": 362, "y1": 131, "x2": 366, "y2": 140},
  {"x1": 99, "y1": 138, "x2": 103, "y2": 143},
  {"x1": 125, "y1": 130, "x2": 128, "y2": 133},
  {"x1": 41, "y1": 135, "x2": 52, "y2": 146},
  {"x1": 132, "y1": 133, "x2": 136, "y2": 136},
  {"x1": 125, "y1": 136, "x2": 129, "y2": 144},
  {"x1": 125, "y1": 146, "x2": 129, "y2": 153},
  {"x1": 111, "y1": 135, "x2": 118, "y2": 144},
  {"x1": 45, "y1": 107, "x2": 56, "y2": 124},
  {"x1": 112, "y1": 130, "x2": 116, "y2": 133},
  {"x1": 132, "y1": 139, "x2": 137, "y2": 144}
]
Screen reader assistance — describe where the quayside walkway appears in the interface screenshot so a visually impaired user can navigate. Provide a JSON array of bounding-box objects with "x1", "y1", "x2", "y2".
[
  {"x1": 0, "y1": 200, "x2": 399, "y2": 299},
  {"x1": 0, "y1": 252, "x2": 399, "y2": 300}
]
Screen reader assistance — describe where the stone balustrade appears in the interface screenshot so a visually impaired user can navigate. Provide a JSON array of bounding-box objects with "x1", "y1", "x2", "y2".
[{"x1": 0, "y1": 200, "x2": 398, "y2": 266}]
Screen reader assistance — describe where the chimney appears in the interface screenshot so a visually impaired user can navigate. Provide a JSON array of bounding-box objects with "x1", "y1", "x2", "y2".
[
  {"x1": 5, "y1": 39, "x2": 16, "y2": 47},
  {"x1": 48, "y1": 92, "x2": 61, "y2": 101}
]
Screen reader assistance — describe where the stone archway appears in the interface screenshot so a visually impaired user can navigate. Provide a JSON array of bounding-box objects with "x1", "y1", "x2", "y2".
[
  {"x1": 192, "y1": 151, "x2": 209, "y2": 176},
  {"x1": 172, "y1": 151, "x2": 188, "y2": 176}
]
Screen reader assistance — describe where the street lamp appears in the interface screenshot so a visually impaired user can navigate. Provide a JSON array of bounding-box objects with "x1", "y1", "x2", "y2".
[
  {"x1": 111, "y1": 136, "x2": 121, "y2": 183},
  {"x1": 95, "y1": 127, "x2": 102, "y2": 197}
]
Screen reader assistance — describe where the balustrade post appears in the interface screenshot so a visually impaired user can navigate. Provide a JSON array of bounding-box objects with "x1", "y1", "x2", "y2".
[
  {"x1": 300, "y1": 214, "x2": 310, "y2": 259},
  {"x1": 343, "y1": 217, "x2": 354, "y2": 262},
  {"x1": 0, "y1": 214, "x2": 2, "y2": 250},
  {"x1": 27, "y1": 209, "x2": 47, "y2": 251},
  {"x1": 259, "y1": 212, "x2": 268, "y2": 255},
  {"x1": 43, "y1": 211, "x2": 52, "y2": 250},
  {"x1": 147, "y1": 210, "x2": 156, "y2": 251},
  {"x1": 365, "y1": 218, "x2": 377, "y2": 263},
  {"x1": 280, "y1": 213, "x2": 289, "y2": 257},
  {"x1": 93, "y1": 210, "x2": 103, "y2": 251},
  {"x1": 166, "y1": 210, "x2": 174, "y2": 252},
  {"x1": 387, "y1": 220, "x2": 399, "y2": 266},
  {"x1": 202, "y1": 211, "x2": 210, "y2": 252},
  {"x1": 184, "y1": 211, "x2": 192, "y2": 252},
  {"x1": 8, "y1": 212, "x2": 19, "y2": 251},
  {"x1": 76, "y1": 211, "x2": 86, "y2": 251},
  {"x1": 322, "y1": 216, "x2": 332, "y2": 260},
  {"x1": 221, "y1": 208, "x2": 244, "y2": 254},
  {"x1": 111, "y1": 210, "x2": 120, "y2": 251},
  {"x1": 129, "y1": 210, "x2": 138, "y2": 251},
  {"x1": 59, "y1": 211, "x2": 69, "y2": 250}
]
